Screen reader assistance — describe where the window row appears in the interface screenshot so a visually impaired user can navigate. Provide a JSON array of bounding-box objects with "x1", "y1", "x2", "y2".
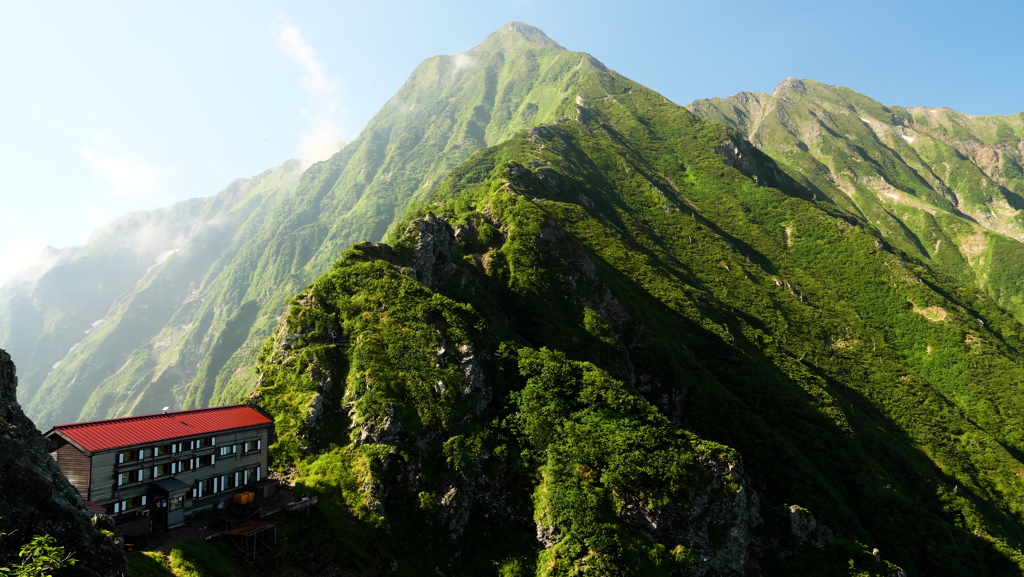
[
  {"x1": 108, "y1": 466, "x2": 263, "y2": 515},
  {"x1": 219, "y1": 439, "x2": 261, "y2": 456},
  {"x1": 111, "y1": 495, "x2": 146, "y2": 514},
  {"x1": 116, "y1": 437, "x2": 261, "y2": 464},
  {"x1": 190, "y1": 466, "x2": 261, "y2": 499},
  {"x1": 116, "y1": 455, "x2": 218, "y2": 485}
]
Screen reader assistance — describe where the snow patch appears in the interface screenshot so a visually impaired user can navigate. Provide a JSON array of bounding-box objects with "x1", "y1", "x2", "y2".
[
  {"x1": 860, "y1": 117, "x2": 871, "y2": 123},
  {"x1": 86, "y1": 318, "x2": 104, "y2": 335},
  {"x1": 146, "y1": 249, "x2": 178, "y2": 275},
  {"x1": 52, "y1": 360, "x2": 61, "y2": 370},
  {"x1": 885, "y1": 192, "x2": 899, "y2": 200},
  {"x1": 901, "y1": 134, "x2": 915, "y2": 143}
]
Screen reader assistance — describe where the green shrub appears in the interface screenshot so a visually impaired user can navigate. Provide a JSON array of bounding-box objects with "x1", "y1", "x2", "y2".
[{"x1": 167, "y1": 540, "x2": 238, "y2": 577}]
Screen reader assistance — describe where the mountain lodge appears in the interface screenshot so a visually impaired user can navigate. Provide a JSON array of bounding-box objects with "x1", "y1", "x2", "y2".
[{"x1": 44, "y1": 405, "x2": 274, "y2": 536}]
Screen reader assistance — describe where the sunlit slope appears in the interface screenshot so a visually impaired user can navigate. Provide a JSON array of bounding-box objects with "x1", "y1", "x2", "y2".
[
  {"x1": 254, "y1": 63, "x2": 1024, "y2": 575},
  {"x1": 22, "y1": 22, "x2": 643, "y2": 428},
  {"x1": 20, "y1": 162, "x2": 303, "y2": 426},
  {"x1": 688, "y1": 78, "x2": 1024, "y2": 320},
  {"x1": 0, "y1": 166, "x2": 299, "y2": 412}
]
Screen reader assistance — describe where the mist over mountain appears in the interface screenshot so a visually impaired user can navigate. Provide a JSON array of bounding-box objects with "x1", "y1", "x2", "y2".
[
  {"x1": 7, "y1": 22, "x2": 624, "y2": 431},
  {"x1": 5, "y1": 22, "x2": 1024, "y2": 575}
]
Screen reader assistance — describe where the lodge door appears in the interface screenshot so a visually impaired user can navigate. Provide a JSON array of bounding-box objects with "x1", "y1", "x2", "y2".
[{"x1": 154, "y1": 496, "x2": 168, "y2": 528}]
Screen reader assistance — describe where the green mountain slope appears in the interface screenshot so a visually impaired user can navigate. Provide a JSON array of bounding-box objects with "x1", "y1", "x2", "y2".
[
  {"x1": 687, "y1": 78, "x2": 1024, "y2": 320},
  {"x1": 18, "y1": 22, "x2": 620, "y2": 429},
  {"x1": 10, "y1": 162, "x2": 304, "y2": 427},
  {"x1": 252, "y1": 54, "x2": 1024, "y2": 575},
  {"x1": 0, "y1": 190, "x2": 248, "y2": 405}
]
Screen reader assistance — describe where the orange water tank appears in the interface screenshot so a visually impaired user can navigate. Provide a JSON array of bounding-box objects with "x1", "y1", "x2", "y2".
[{"x1": 232, "y1": 493, "x2": 246, "y2": 504}]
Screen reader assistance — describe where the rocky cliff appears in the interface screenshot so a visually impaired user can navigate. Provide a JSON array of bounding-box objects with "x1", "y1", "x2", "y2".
[{"x1": 0, "y1": 349, "x2": 127, "y2": 576}]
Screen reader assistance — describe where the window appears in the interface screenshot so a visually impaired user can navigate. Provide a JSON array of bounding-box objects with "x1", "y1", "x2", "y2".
[
  {"x1": 155, "y1": 444, "x2": 177, "y2": 456},
  {"x1": 185, "y1": 454, "x2": 215, "y2": 470},
  {"x1": 243, "y1": 466, "x2": 261, "y2": 485},
  {"x1": 194, "y1": 478, "x2": 213, "y2": 498},
  {"x1": 117, "y1": 469, "x2": 143, "y2": 486},
  {"x1": 117, "y1": 449, "x2": 143, "y2": 464},
  {"x1": 112, "y1": 495, "x2": 147, "y2": 514},
  {"x1": 220, "y1": 474, "x2": 235, "y2": 491},
  {"x1": 243, "y1": 439, "x2": 261, "y2": 454},
  {"x1": 153, "y1": 464, "x2": 169, "y2": 478},
  {"x1": 219, "y1": 444, "x2": 236, "y2": 457}
]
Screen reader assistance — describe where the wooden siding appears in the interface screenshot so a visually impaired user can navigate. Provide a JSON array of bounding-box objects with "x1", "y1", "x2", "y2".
[
  {"x1": 90, "y1": 451, "x2": 118, "y2": 503},
  {"x1": 53, "y1": 442, "x2": 91, "y2": 498}
]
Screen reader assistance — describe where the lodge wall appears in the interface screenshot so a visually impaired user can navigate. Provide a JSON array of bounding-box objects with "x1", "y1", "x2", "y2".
[
  {"x1": 94, "y1": 425, "x2": 269, "y2": 514},
  {"x1": 51, "y1": 442, "x2": 91, "y2": 497}
]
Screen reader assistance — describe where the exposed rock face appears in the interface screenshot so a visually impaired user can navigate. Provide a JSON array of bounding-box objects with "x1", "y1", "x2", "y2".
[
  {"x1": 407, "y1": 214, "x2": 461, "y2": 291},
  {"x1": 0, "y1": 349, "x2": 127, "y2": 577},
  {"x1": 621, "y1": 454, "x2": 763, "y2": 576},
  {"x1": 789, "y1": 504, "x2": 833, "y2": 550}
]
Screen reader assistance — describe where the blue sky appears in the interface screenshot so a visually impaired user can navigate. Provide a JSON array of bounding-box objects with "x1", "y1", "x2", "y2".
[{"x1": 1, "y1": 0, "x2": 1021, "y2": 284}]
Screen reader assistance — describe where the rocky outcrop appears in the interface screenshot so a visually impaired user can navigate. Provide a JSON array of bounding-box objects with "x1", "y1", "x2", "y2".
[
  {"x1": 406, "y1": 214, "x2": 461, "y2": 291},
  {"x1": 0, "y1": 349, "x2": 127, "y2": 576},
  {"x1": 620, "y1": 454, "x2": 763, "y2": 576},
  {"x1": 789, "y1": 504, "x2": 832, "y2": 550}
]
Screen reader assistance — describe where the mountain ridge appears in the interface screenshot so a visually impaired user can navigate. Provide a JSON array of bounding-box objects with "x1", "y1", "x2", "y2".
[
  {"x1": 249, "y1": 33, "x2": 1024, "y2": 575},
  {"x1": 14, "y1": 22, "x2": 628, "y2": 431},
  {"x1": 6, "y1": 23, "x2": 1024, "y2": 575}
]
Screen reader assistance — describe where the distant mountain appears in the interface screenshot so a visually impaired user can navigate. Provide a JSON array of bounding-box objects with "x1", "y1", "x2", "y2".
[
  {"x1": 11, "y1": 22, "x2": 606, "y2": 429},
  {"x1": 688, "y1": 78, "x2": 1024, "y2": 321},
  {"x1": 249, "y1": 29, "x2": 1024, "y2": 576},
  {"x1": 3, "y1": 162, "x2": 303, "y2": 427}
]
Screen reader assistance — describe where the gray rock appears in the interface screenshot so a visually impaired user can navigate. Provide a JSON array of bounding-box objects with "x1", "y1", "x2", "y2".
[
  {"x1": 0, "y1": 349, "x2": 128, "y2": 576},
  {"x1": 790, "y1": 504, "x2": 832, "y2": 550},
  {"x1": 406, "y1": 214, "x2": 460, "y2": 291},
  {"x1": 619, "y1": 454, "x2": 763, "y2": 576}
]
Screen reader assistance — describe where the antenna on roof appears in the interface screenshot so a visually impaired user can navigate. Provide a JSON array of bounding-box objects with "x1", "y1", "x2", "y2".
[{"x1": 162, "y1": 407, "x2": 170, "y2": 414}]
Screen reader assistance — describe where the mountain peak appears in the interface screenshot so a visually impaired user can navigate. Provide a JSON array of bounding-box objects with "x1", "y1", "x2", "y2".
[
  {"x1": 772, "y1": 77, "x2": 810, "y2": 97},
  {"x1": 476, "y1": 21, "x2": 565, "y2": 51}
]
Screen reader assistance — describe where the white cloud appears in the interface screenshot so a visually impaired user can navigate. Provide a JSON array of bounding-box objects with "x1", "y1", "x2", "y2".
[
  {"x1": 276, "y1": 21, "x2": 344, "y2": 169},
  {"x1": 452, "y1": 52, "x2": 475, "y2": 73},
  {"x1": 81, "y1": 148, "x2": 161, "y2": 199},
  {"x1": 0, "y1": 238, "x2": 62, "y2": 286},
  {"x1": 0, "y1": 201, "x2": 64, "y2": 286},
  {"x1": 86, "y1": 200, "x2": 116, "y2": 235}
]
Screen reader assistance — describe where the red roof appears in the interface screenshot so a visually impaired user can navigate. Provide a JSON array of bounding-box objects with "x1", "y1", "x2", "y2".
[
  {"x1": 50, "y1": 405, "x2": 272, "y2": 453},
  {"x1": 84, "y1": 500, "x2": 106, "y2": 512}
]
